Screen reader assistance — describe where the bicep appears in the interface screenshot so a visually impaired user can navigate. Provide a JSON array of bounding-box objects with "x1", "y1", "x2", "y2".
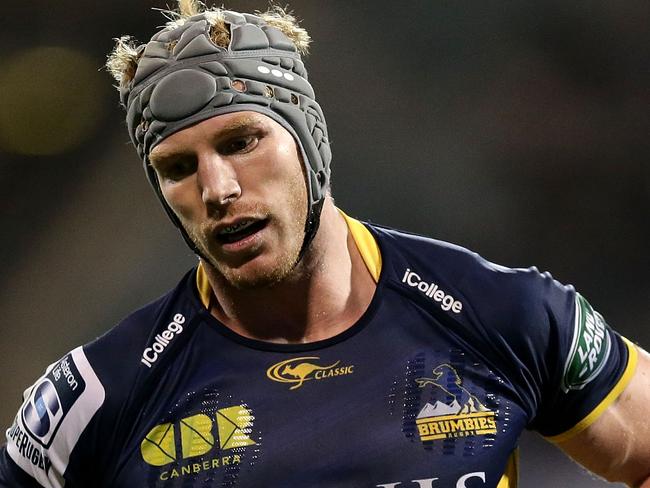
[{"x1": 556, "y1": 344, "x2": 650, "y2": 487}]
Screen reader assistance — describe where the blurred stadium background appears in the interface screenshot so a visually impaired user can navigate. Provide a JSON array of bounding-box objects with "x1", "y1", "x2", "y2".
[{"x1": 1, "y1": 1, "x2": 648, "y2": 486}]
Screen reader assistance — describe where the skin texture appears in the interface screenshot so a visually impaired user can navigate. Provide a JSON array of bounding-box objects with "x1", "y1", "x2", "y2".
[
  {"x1": 557, "y1": 346, "x2": 650, "y2": 487},
  {"x1": 150, "y1": 110, "x2": 650, "y2": 484},
  {"x1": 150, "y1": 112, "x2": 308, "y2": 289},
  {"x1": 149, "y1": 110, "x2": 376, "y2": 343}
]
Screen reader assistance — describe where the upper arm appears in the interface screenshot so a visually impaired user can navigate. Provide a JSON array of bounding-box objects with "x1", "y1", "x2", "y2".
[
  {"x1": 555, "y1": 344, "x2": 650, "y2": 487},
  {"x1": 469, "y1": 265, "x2": 646, "y2": 483},
  {"x1": 0, "y1": 444, "x2": 43, "y2": 488},
  {"x1": 4, "y1": 347, "x2": 105, "y2": 488}
]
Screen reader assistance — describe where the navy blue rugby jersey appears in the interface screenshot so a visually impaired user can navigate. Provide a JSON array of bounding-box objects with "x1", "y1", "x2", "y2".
[{"x1": 1, "y1": 215, "x2": 638, "y2": 488}]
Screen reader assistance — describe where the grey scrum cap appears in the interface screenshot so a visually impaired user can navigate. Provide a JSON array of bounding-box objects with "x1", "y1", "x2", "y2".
[{"x1": 120, "y1": 10, "x2": 331, "y2": 257}]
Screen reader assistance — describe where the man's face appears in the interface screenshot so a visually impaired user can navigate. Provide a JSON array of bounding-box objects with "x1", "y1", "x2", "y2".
[{"x1": 149, "y1": 111, "x2": 308, "y2": 289}]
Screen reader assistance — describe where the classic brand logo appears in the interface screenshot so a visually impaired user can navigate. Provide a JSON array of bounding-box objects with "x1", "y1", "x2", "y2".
[
  {"x1": 266, "y1": 357, "x2": 354, "y2": 390},
  {"x1": 562, "y1": 294, "x2": 612, "y2": 392},
  {"x1": 141, "y1": 405, "x2": 256, "y2": 481},
  {"x1": 415, "y1": 364, "x2": 496, "y2": 442}
]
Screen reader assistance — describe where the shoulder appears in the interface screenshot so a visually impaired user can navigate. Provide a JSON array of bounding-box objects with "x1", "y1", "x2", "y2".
[
  {"x1": 365, "y1": 221, "x2": 634, "y2": 435},
  {"x1": 366, "y1": 221, "x2": 576, "y2": 377},
  {"x1": 366, "y1": 221, "x2": 570, "y2": 316},
  {"x1": 80, "y1": 266, "x2": 206, "y2": 437},
  {"x1": 4, "y1": 268, "x2": 203, "y2": 487},
  {"x1": 85, "y1": 267, "x2": 202, "y2": 374}
]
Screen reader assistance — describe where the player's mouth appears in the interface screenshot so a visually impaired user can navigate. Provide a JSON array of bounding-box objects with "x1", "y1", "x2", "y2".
[{"x1": 215, "y1": 218, "x2": 269, "y2": 247}]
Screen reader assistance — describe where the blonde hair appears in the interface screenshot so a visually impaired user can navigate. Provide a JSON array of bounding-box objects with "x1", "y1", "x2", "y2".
[{"x1": 106, "y1": 1, "x2": 311, "y2": 88}]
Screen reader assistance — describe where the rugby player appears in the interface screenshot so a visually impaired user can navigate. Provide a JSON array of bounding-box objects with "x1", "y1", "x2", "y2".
[{"x1": 1, "y1": 1, "x2": 649, "y2": 486}]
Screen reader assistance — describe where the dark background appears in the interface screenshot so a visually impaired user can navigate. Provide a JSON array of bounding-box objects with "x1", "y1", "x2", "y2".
[{"x1": 1, "y1": 1, "x2": 648, "y2": 486}]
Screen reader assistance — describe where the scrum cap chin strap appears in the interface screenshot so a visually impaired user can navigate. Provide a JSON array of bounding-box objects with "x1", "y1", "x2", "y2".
[{"x1": 120, "y1": 11, "x2": 331, "y2": 259}]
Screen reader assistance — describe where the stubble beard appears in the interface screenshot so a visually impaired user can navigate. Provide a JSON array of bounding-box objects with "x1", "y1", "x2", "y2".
[{"x1": 187, "y1": 185, "x2": 308, "y2": 291}]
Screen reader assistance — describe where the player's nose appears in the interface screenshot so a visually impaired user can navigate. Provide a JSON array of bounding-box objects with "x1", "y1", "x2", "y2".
[{"x1": 196, "y1": 154, "x2": 241, "y2": 210}]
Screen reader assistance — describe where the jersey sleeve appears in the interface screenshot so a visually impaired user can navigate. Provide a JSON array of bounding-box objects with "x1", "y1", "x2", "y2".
[
  {"x1": 373, "y1": 225, "x2": 637, "y2": 443},
  {"x1": 526, "y1": 272, "x2": 636, "y2": 439},
  {"x1": 478, "y1": 265, "x2": 637, "y2": 440},
  {"x1": 0, "y1": 444, "x2": 42, "y2": 488},
  {"x1": 2, "y1": 347, "x2": 105, "y2": 488}
]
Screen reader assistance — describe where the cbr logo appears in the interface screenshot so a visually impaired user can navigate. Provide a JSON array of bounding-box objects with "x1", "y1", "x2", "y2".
[
  {"x1": 266, "y1": 356, "x2": 354, "y2": 390},
  {"x1": 141, "y1": 405, "x2": 256, "y2": 467},
  {"x1": 377, "y1": 472, "x2": 486, "y2": 487}
]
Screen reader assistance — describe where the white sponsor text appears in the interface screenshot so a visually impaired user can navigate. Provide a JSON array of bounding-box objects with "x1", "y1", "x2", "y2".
[
  {"x1": 402, "y1": 269, "x2": 463, "y2": 314},
  {"x1": 141, "y1": 314, "x2": 186, "y2": 368}
]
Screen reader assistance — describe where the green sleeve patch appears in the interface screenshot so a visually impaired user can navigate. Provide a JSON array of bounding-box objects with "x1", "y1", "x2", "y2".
[{"x1": 561, "y1": 294, "x2": 612, "y2": 393}]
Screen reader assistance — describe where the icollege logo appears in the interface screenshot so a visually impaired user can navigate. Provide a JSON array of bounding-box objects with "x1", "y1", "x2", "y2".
[
  {"x1": 141, "y1": 313, "x2": 185, "y2": 368},
  {"x1": 266, "y1": 357, "x2": 354, "y2": 390},
  {"x1": 414, "y1": 364, "x2": 496, "y2": 442}
]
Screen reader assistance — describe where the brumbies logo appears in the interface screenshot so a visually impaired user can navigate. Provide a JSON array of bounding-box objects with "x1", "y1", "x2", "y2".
[
  {"x1": 22, "y1": 354, "x2": 85, "y2": 448},
  {"x1": 266, "y1": 357, "x2": 354, "y2": 390},
  {"x1": 415, "y1": 364, "x2": 496, "y2": 441}
]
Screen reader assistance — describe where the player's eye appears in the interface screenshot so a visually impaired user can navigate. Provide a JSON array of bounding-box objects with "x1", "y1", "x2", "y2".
[
  {"x1": 221, "y1": 135, "x2": 258, "y2": 155},
  {"x1": 156, "y1": 158, "x2": 197, "y2": 182}
]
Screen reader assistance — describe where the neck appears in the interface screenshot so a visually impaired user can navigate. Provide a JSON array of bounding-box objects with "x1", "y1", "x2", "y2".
[{"x1": 201, "y1": 201, "x2": 376, "y2": 344}]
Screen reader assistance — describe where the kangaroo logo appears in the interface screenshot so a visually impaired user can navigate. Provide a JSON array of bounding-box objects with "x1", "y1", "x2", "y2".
[
  {"x1": 414, "y1": 364, "x2": 496, "y2": 442},
  {"x1": 282, "y1": 360, "x2": 341, "y2": 389},
  {"x1": 267, "y1": 357, "x2": 354, "y2": 390}
]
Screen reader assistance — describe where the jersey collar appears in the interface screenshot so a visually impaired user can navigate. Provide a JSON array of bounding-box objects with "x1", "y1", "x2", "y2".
[{"x1": 195, "y1": 210, "x2": 382, "y2": 309}]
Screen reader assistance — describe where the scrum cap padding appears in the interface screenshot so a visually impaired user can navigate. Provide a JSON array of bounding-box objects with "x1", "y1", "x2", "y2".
[{"x1": 120, "y1": 11, "x2": 331, "y2": 255}]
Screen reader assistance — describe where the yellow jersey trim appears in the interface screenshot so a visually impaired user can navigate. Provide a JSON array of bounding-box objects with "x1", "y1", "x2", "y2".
[
  {"x1": 196, "y1": 263, "x2": 212, "y2": 309},
  {"x1": 546, "y1": 337, "x2": 639, "y2": 444},
  {"x1": 195, "y1": 211, "x2": 383, "y2": 307},
  {"x1": 497, "y1": 450, "x2": 519, "y2": 488},
  {"x1": 339, "y1": 210, "x2": 382, "y2": 283}
]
